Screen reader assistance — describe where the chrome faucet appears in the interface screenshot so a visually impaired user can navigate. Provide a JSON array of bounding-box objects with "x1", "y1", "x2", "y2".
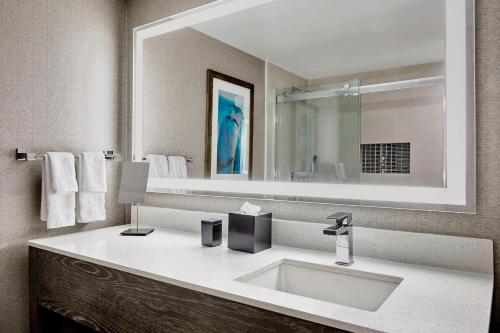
[{"x1": 323, "y1": 212, "x2": 353, "y2": 266}]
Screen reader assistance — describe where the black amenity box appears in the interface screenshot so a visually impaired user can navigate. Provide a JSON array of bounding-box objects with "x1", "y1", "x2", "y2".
[
  {"x1": 228, "y1": 212, "x2": 272, "y2": 253},
  {"x1": 201, "y1": 218, "x2": 222, "y2": 247}
]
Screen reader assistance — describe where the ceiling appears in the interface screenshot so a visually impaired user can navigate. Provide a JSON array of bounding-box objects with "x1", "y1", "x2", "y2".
[{"x1": 192, "y1": 0, "x2": 445, "y2": 79}]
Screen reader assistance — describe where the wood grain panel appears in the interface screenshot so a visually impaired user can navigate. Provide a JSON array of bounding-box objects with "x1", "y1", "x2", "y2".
[
  {"x1": 30, "y1": 247, "x2": 351, "y2": 333},
  {"x1": 29, "y1": 247, "x2": 41, "y2": 333}
]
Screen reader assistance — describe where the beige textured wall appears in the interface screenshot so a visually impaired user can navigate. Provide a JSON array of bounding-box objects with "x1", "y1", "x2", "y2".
[
  {"x1": 311, "y1": 62, "x2": 445, "y2": 187},
  {"x1": 143, "y1": 28, "x2": 266, "y2": 179},
  {"x1": 0, "y1": 0, "x2": 127, "y2": 331},
  {"x1": 129, "y1": 0, "x2": 500, "y2": 327}
]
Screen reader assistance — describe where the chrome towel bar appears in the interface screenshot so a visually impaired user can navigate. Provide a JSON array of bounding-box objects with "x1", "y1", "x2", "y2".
[{"x1": 15, "y1": 148, "x2": 121, "y2": 161}]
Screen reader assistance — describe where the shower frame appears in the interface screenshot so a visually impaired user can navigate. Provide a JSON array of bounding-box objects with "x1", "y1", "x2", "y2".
[{"x1": 277, "y1": 76, "x2": 444, "y2": 103}]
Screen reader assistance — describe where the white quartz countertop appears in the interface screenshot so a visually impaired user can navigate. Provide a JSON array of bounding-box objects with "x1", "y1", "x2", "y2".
[{"x1": 29, "y1": 225, "x2": 493, "y2": 333}]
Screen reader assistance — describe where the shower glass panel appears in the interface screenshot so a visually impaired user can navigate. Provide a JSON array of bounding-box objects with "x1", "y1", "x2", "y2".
[{"x1": 275, "y1": 80, "x2": 360, "y2": 184}]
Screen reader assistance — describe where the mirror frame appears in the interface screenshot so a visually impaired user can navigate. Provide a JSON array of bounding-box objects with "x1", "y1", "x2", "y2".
[{"x1": 132, "y1": 0, "x2": 475, "y2": 211}]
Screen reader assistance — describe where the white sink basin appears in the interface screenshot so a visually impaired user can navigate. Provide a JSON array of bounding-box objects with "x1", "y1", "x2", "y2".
[{"x1": 235, "y1": 259, "x2": 402, "y2": 311}]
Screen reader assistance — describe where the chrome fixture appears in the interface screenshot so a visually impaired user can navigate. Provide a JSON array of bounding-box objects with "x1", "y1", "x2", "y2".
[
  {"x1": 15, "y1": 148, "x2": 121, "y2": 161},
  {"x1": 291, "y1": 155, "x2": 317, "y2": 182},
  {"x1": 323, "y1": 212, "x2": 353, "y2": 266},
  {"x1": 277, "y1": 76, "x2": 444, "y2": 103},
  {"x1": 141, "y1": 155, "x2": 193, "y2": 163}
]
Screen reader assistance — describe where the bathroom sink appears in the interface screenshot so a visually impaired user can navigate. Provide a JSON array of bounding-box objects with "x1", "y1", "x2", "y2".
[{"x1": 235, "y1": 259, "x2": 402, "y2": 311}]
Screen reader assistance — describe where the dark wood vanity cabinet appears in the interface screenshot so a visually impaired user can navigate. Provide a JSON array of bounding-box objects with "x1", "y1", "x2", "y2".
[{"x1": 29, "y1": 247, "x2": 352, "y2": 333}]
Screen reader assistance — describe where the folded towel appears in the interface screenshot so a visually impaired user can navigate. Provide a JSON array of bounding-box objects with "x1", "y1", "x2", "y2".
[
  {"x1": 167, "y1": 156, "x2": 188, "y2": 194},
  {"x1": 146, "y1": 154, "x2": 169, "y2": 178},
  {"x1": 47, "y1": 152, "x2": 78, "y2": 193},
  {"x1": 168, "y1": 156, "x2": 188, "y2": 179},
  {"x1": 41, "y1": 154, "x2": 77, "y2": 229},
  {"x1": 80, "y1": 151, "x2": 107, "y2": 192},
  {"x1": 77, "y1": 152, "x2": 106, "y2": 223}
]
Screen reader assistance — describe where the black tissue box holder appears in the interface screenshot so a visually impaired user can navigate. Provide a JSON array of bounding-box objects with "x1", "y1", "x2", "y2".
[
  {"x1": 228, "y1": 212, "x2": 272, "y2": 253},
  {"x1": 201, "y1": 218, "x2": 222, "y2": 247}
]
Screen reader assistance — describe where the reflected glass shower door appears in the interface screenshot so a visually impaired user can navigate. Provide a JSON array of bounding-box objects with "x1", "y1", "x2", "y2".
[{"x1": 274, "y1": 80, "x2": 360, "y2": 184}]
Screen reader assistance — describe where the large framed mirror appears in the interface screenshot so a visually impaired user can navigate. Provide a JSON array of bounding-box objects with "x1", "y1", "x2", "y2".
[{"x1": 133, "y1": 0, "x2": 475, "y2": 212}]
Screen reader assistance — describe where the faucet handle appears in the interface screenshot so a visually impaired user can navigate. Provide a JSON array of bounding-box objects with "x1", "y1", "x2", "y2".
[{"x1": 327, "y1": 212, "x2": 352, "y2": 226}]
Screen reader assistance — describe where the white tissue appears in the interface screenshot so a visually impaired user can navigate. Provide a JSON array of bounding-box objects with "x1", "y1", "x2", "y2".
[{"x1": 240, "y1": 201, "x2": 261, "y2": 215}]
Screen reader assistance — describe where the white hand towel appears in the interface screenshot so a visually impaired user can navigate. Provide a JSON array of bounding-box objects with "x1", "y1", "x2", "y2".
[
  {"x1": 41, "y1": 154, "x2": 76, "y2": 229},
  {"x1": 167, "y1": 156, "x2": 188, "y2": 194},
  {"x1": 146, "y1": 154, "x2": 169, "y2": 178},
  {"x1": 80, "y1": 151, "x2": 107, "y2": 192},
  {"x1": 77, "y1": 152, "x2": 107, "y2": 223},
  {"x1": 47, "y1": 152, "x2": 78, "y2": 193},
  {"x1": 167, "y1": 156, "x2": 188, "y2": 179}
]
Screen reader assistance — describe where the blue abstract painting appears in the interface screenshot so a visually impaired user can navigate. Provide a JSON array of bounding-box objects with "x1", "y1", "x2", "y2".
[{"x1": 216, "y1": 90, "x2": 245, "y2": 174}]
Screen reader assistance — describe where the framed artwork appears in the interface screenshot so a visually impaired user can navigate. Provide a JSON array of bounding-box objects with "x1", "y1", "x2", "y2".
[{"x1": 205, "y1": 69, "x2": 254, "y2": 180}]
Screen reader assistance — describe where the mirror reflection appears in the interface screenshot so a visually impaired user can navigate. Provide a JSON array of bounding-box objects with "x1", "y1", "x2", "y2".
[{"x1": 142, "y1": 0, "x2": 446, "y2": 190}]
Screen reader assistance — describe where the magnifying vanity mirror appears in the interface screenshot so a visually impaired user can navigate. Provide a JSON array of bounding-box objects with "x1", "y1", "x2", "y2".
[{"x1": 133, "y1": 0, "x2": 475, "y2": 212}]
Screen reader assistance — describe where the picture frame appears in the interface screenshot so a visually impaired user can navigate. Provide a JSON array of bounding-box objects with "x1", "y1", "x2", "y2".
[{"x1": 205, "y1": 69, "x2": 254, "y2": 180}]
